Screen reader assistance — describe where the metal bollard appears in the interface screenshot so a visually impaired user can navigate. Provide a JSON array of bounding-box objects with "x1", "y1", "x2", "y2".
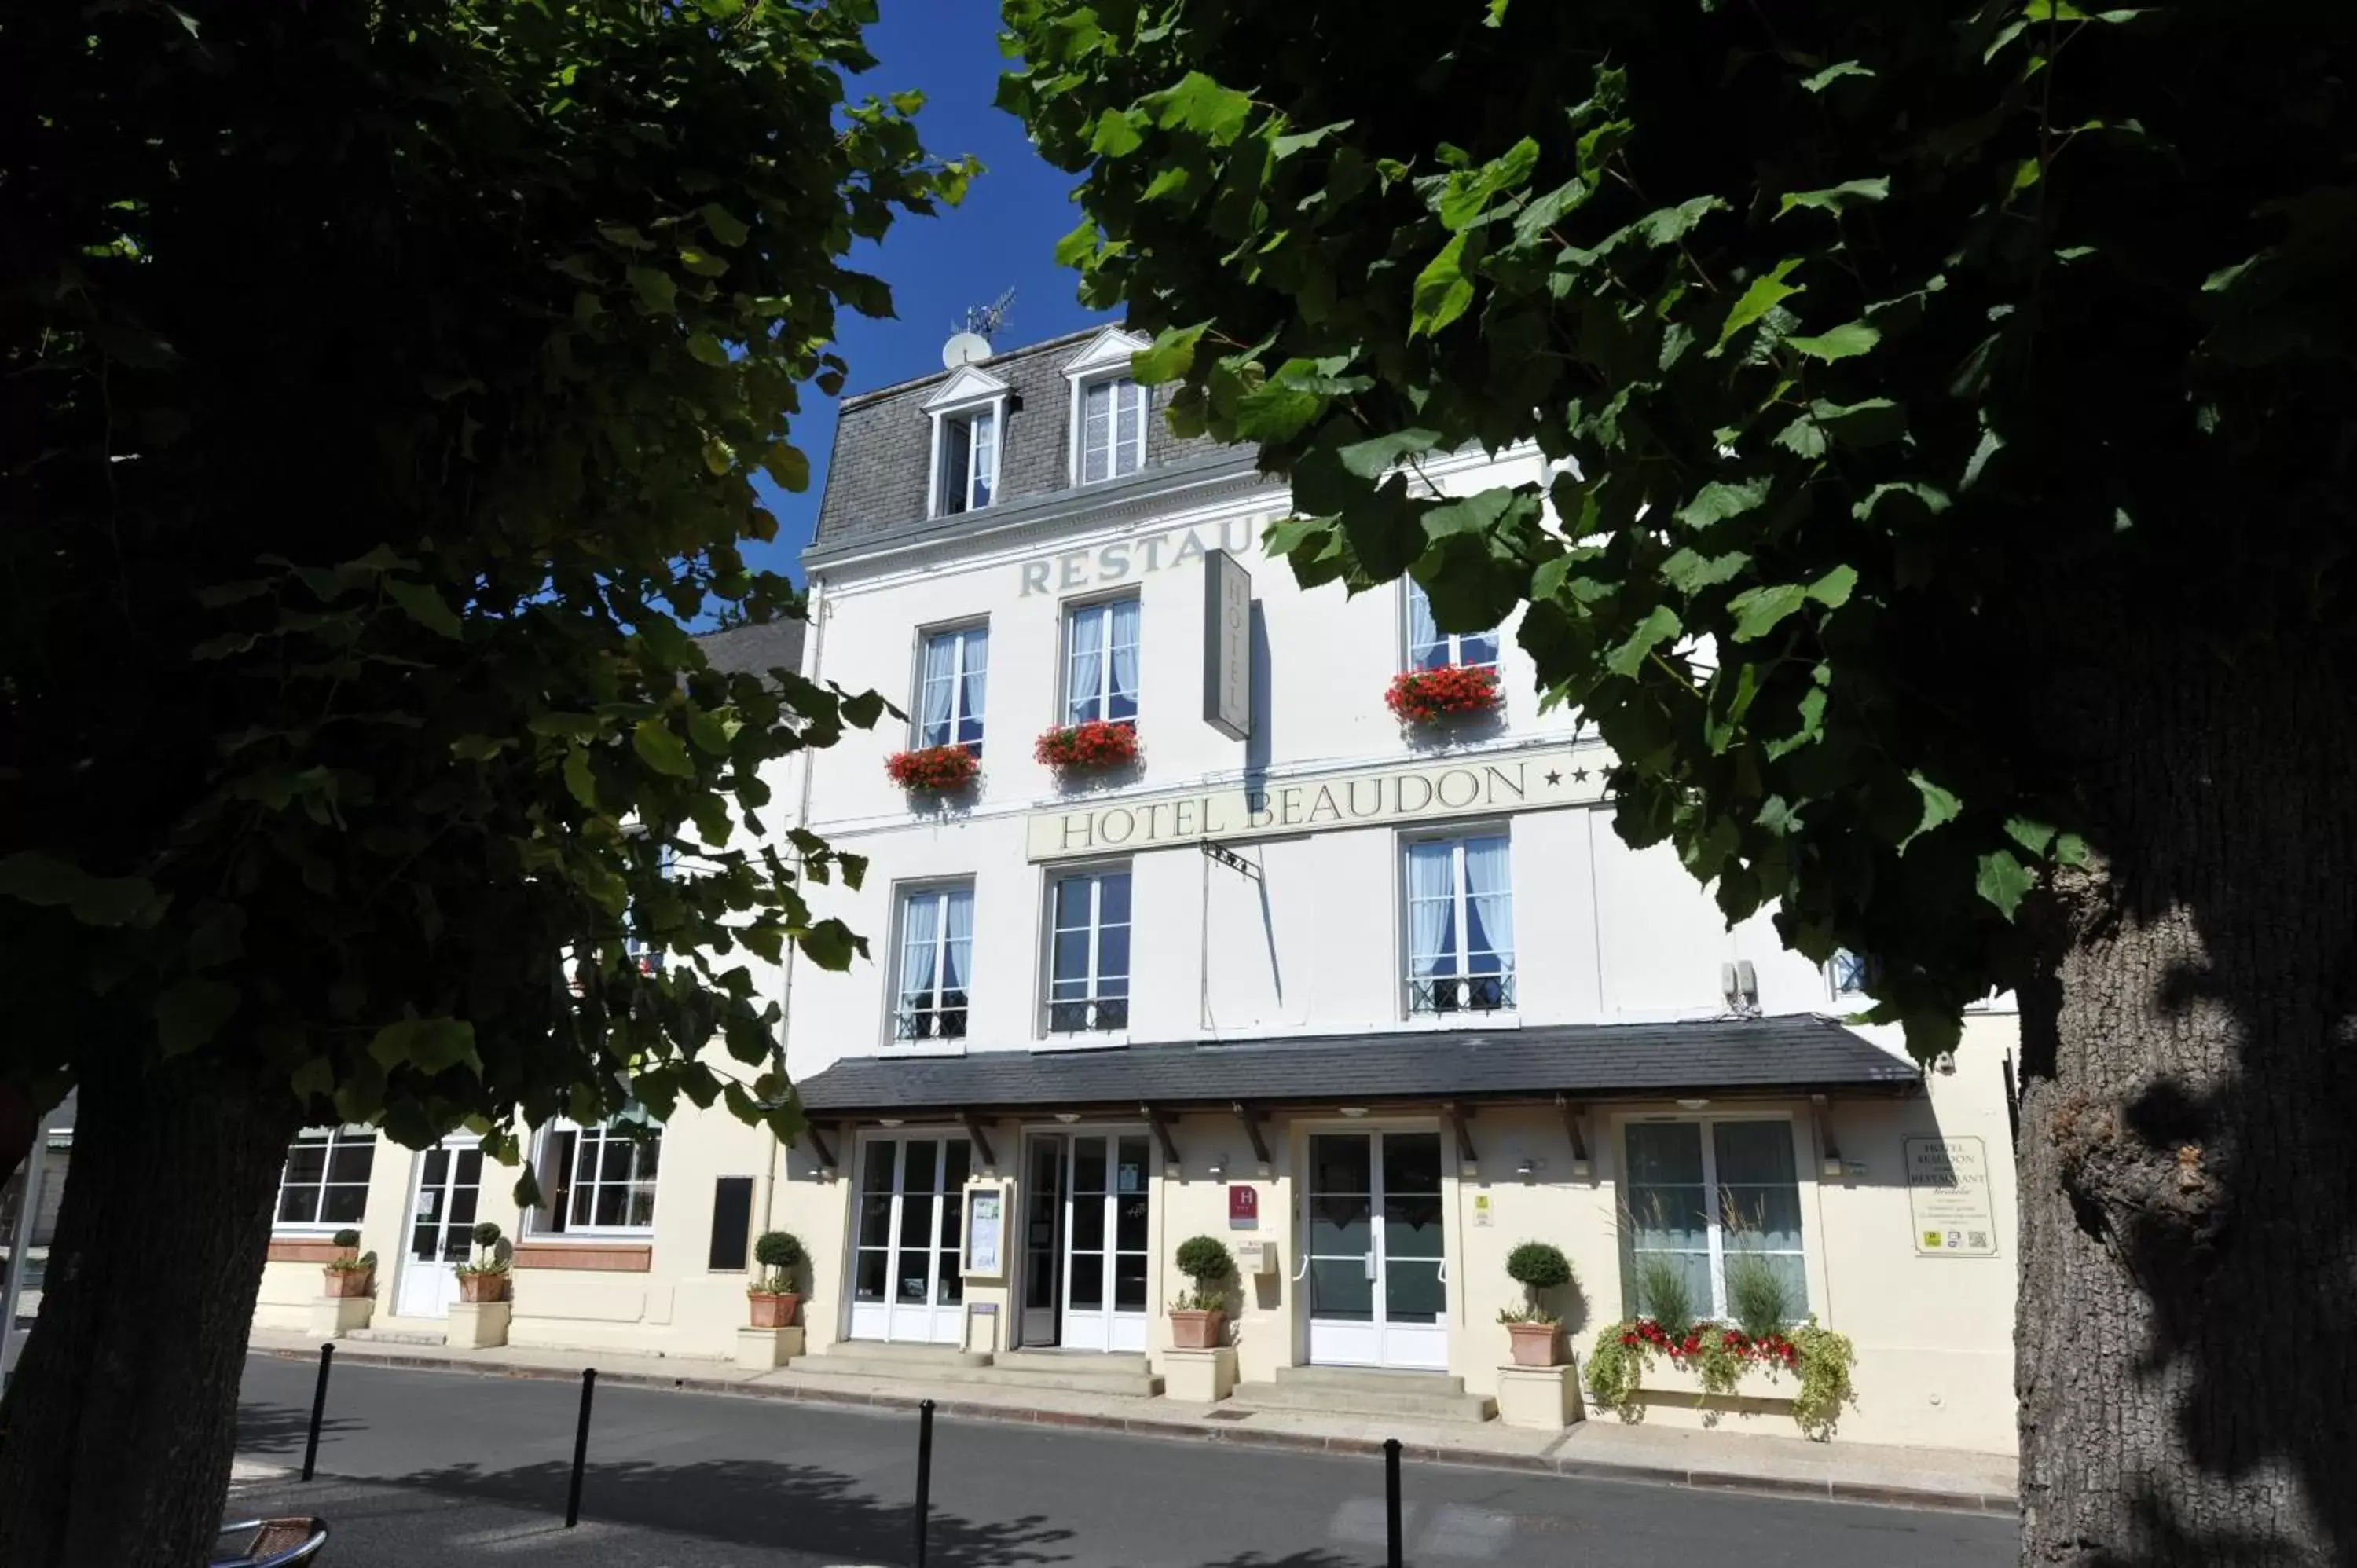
[
  {"x1": 912, "y1": 1398, "x2": 936, "y2": 1568},
  {"x1": 564, "y1": 1368, "x2": 596, "y2": 1528},
  {"x1": 300, "y1": 1343, "x2": 335, "y2": 1482},
  {"x1": 1384, "y1": 1437, "x2": 1404, "y2": 1568}
]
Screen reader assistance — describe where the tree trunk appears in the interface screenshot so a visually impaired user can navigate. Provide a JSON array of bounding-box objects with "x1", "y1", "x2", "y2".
[
  {"x1": 0, "y1": 1053, "x2": 299, "y2": 1568},
  {"x1": 2018, "y1": 628, "x2": 2357, "y2": 1566}
]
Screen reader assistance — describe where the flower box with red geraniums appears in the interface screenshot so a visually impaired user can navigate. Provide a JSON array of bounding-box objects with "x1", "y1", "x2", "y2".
[
  {"x1": 885, "y1": 744, "x2": 980, "y2": 793},
  {"x1": 1034, "y1": 720, "x2": 1140, "y2": 774},
  {"x1": 1584, "y1": 1315, "x2": 1856, "y2": 1440},
  {"x1": 1386, "y1": 664, "x2": 1501, "y2": 724}
]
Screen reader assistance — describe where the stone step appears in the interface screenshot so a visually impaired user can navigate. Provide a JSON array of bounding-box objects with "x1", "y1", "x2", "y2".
[
  {"x1": 816, "y1": 1342, "x2": 992, "y2": 1376},
  {"x1": 812, "y1": 1343, "x2": 1163, "y2": 1397},
  {"x1": 1234, "y1": 1367, "x2": 1495, "y2": 1423},
  {"x1": 978, "y1": 1350, "x2": 1161, "y2": 1398},
  {"x1": 994, "y1": 1350, "x2": 1153, "y2": 1377},
  {"x1": 342, "y1": 1327, "x2": 448, "y2": 1347}
]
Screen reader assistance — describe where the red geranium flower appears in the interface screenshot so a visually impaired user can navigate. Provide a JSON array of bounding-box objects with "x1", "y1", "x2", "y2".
[
  {"x1": 1384, "y1": 663, "x2": 1501, "y2": 724},
  {"x1": 885, "y1": 744, "x2": 980, "y2": 793},
  {"x1": 1035, "y1": 719, "x2": 1141, "y2": 772}
]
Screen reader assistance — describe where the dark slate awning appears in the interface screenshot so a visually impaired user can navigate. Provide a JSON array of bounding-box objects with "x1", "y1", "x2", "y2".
[{"x1": 794, "y1": 1015, "x2": 1919, "y2": 1119}]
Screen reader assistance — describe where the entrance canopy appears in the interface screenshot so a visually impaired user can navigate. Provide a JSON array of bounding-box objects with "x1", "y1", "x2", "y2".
[{"x1": 794, "y1": 1014, "x2": 1919, "y2": 1120}]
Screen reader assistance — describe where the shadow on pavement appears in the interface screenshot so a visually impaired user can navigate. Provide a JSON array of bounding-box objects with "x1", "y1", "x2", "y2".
[
  {"x1": 234, "y1": 1399, "x2": 364, "y2": 1459},
  {"x1": 382, "y1": 1455, "x2": 1076, "y2": 1566},
  {"x1": 1191, "y1": 1554, "x2": 1362, "y2": 1568}
]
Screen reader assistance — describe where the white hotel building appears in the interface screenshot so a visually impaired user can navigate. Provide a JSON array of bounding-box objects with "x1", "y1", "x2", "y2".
[{"x1": 249, "y1": 326, "x2": 2018, "y2": 1455}]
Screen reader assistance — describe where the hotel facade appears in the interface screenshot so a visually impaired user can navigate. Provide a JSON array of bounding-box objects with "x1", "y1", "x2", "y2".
[{"x1": 250, "y1": 326, "x2": 2018, "y2": 1454}]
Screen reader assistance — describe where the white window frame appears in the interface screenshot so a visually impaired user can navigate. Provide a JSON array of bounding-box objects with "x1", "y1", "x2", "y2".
[
  {"x1": 922, "y1": 365, "x2": 1011, "y2": 520},
  {"x1": 1618, "y1": 1114, "x2": 1809, "y2": 1324},
  {"x1": 1402, "y1": 577, "x2": 1501, "y2": 673},
  {"x1": 911, "y1": 622, "x2": 988, "y2": 754},
  {"x1": 1826, "y1": 949, "x2": 1872, "y2": 1001},
  {"x1": 528, "y1": 1115, "x2": 662, "y2": 1239},
  {"x1": 1059, "y1": 595, "x2": 1142, "y2": 726},
  {"x1": 273, "y1": 1126, "x2": 376, "y2": 1233},
  {"x1": 1400, "y1": 829, "x2": 1516, "y2": 1017},
  {"x1": 1061, "y1": 327, "x2": 1154, "y2": 486},
  {"x1": 1043, "y1": 863, "x2": 1132, "y2": 1035},
  {"x1": 893, "y1": 880, "x2": 976, "y2": 1043}
]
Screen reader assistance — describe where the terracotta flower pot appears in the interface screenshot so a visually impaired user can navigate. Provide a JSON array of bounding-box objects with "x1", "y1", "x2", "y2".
[
  {"x1": 749, "y1": 1291, "x2": 801, "y2": 1329},
  {"x1": 1169, "y1": 1308, "x2": 1227, "y2": 1350},
  {"x1": 323, "y1": 1267, "x2": 372, "y2": 1299},
  {"x1": 457, "y1": 1270, "x2": 508, "y2": 1303},
  {"x1": 1507, "y1": 1321, "x2": 1564, "y2": 1368}
]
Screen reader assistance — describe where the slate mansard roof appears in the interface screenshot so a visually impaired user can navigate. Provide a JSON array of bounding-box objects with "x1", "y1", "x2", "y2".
[
  {"x1": 808, "y1": 327, "x2": 1237, "y2": 561},
  {"x1": 695, "y1": 617, "x2": 806, "y2": 680},
  {"x1": 794, "y1": 1015, "x2": 1921, "y2": 1118}
]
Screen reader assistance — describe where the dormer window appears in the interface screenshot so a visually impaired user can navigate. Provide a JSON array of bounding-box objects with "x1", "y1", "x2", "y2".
[
  {"x1": 922, "y1": 363, "x2": 1011, "y2": 520},
  {"x1": 1061, "y1": 327, "x2": 1155, "y2": 487}
]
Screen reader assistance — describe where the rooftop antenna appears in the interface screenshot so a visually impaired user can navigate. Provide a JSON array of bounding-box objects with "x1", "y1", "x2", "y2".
[{"x1": 942, "y1": 288, "x2": 1017, "y2": 369}]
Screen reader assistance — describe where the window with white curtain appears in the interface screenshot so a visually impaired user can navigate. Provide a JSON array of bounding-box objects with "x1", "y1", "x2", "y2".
[
  {"x1": 915, "y1": 626, "x2": 988, "y2": 754},
  {"x1": 936, "y1": 406, "x2": 998, "y2": 516},
  {"x1": 1046, "y1": 866, "x2": 1131, "y2": 1032},
  {"x1": 1061, "y1": 598, "x2": 1141, "y2": 725},
  {"x1": 894, "y1": 883, "x2": 974, "y2": 1041},
  {"x1": 1080, "y1": 376, "x2": 1148, "y2": 483},
  {"x1": 1404, "y1": 578, "x2": 1501, "y2": 672},
  {"x1": 1403, "y1": 833, "x2": 1515, "y2": 1014},
  {"x1": 1622, "y1": 1119, "x2": 1808, "y2": 1321}
]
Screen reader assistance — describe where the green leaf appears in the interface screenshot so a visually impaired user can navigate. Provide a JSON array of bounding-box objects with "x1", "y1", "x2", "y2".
[
  {"x1": 1727, "y1": 583, "x2": 1809, "y2": 642},
  {"x1": 155, "y1": 976, "x2": 240, "y2": 1057},
  {"x1": 1806, "y1": 564, "x2": 1858, "y2": 607},
  {"x1": 1661, "y1": 547, "x2": 1750, "y2": 592},
  {"x1": 368, "y1": 1017, "x2": 482, "y2": 1075},
  {"x1": 1089, "y1": 108, "x2": 1146, "y2": 157},
  {"x1": 627, "y1": 266, "x2": 679, "y2": 314},
  {"x1": 1784, "y1": 321, "x2": 1880, "y2": 361},
  {"x1": 687, "y1": 706, "x2": 735, "y2": 755},
  {"x1": 687, "y1": 332, "x2": 731, "y2": 368},
  {"x1": 1131, "y1": 324, "x2": 1207, "y2": 384},
  {"x1": 1778, "y1": 178, "x2": 1890, "y2": 217},
  {"x1": 1908, "y1": 774, "x2": 1961, "y2": 844},
  {"x1": 699, "y1": 203, "x2": 750, "y2": 246},
  {"x1": 0, "y1": 852, "x2": 164, "y2": 927},
  {"x1": 632, "y1": 719, "x2": 695, "y2": 779},
  {"x1": 563, "y1": 748, "x2": 599, "y2": 810},
  {"x1": 2005, "y1": 817, "x2": 2058, "y2": 857},
  {"x1": 1633, "y1": 196, "x2": 1724, "y2": 246},
  {"x1": 1676, "y1": 478, "x2": 1769, "y2": 527},
  {"x1": 1714, "y1": 258, "x2": 1804, "y2": 353},
  {"x1": 1339, "y1": 429, "x2": 1443, "y2": 478},
  {"x1": 763, "y1": 442, "x2": 811, "y2": 493},
  {"x1": 1976, "y1": 850, "x2": 2036, "y2": 919},
  {"x1": 1409, "y1": 234, "x2": 1475, "y2": 338},
  {"x1": 449, "y1": 735, "x2": 514, "y2": 761},
  {"x1": 1606, "y1": 605, "x2": 1683, "y2": 676},
  {"x1": 1151, "y1": 71, "x2": 1253, "y2": 145},
  {"x1": 1800, "y1": 60, "x2": 1874, "y2": 92},
  {"x1": 385, "y1": 578, "x2": 464, "y2": 640}
]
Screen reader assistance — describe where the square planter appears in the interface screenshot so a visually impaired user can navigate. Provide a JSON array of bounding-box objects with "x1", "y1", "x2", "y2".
[
  {"x1": 457, "y1": 1271, "x2": 509, "y2": 1303},
  {"x1": 1168, "y1": 1309, "x2": 1227, "y2": 1350},
  {"x1": 1162, "y1": 1346, "x2": 1238, "y2": 1403},
  {"x1": 1495, "y1": 1363, "x2": 1582, "y2": 1431},
  {"x1": 322, "y1": 1269, "x2": 373, "y2": 1299},
  {"x1": 735, "y1": 1325, "x2": 807, "y2": 1372},
  {"x1": 749, "y1": 1291, "x2": 801, "y2": 1329},
  {"x1": 1505, "y1": 1321, "x2": 1564, "y2": 1367},
  {"x1": 306, "y1": 1292, "x2": 374, "y2": 1339}
]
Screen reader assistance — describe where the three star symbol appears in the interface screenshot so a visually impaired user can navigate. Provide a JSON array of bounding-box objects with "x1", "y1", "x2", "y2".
[{"x1": 1545, "y1": 767, "x2": 1594, "y2": 786}]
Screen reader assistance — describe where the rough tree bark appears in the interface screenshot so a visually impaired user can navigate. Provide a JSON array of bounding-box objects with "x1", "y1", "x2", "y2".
[
  {"x1": 0, "y1": 1053, "x2": 301, "y2": 1568},
  {"x1": 2018, "y1": 625, "x2": 2357, "y2": 1566}
]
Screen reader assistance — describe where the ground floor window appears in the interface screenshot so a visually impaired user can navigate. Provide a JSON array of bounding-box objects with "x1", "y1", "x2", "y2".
[
  {"x1": 1621, "y1": 1118, "x2": 1807, "y2": 1322},
  {"x1": 276, "y1": 1127, "x2": 376, "y2": 1229},
  {"x1": 850, "y1": 1136, "x2": 970, "y2": 1343},
  {"x1": 530, "y1": 1116, "x2": 662, "y2": 1236}
]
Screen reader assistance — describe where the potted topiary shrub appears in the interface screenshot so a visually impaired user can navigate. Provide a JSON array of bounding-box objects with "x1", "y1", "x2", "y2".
[
  {"x1": 1498, "y1": 1241, "x2": 1574, "y2": 1366},
  {"x1": 455, "y1": 1220, "x2": 510, "y2": 1302},
  {"x1": 322, "y1": 1229, "x2": 376, "y2": 1298},
  {"x1": 1169, "y1": 1236, "x2": 1235, "y2": 1349},
  {"x1": 748, "y1": 1230, "x2": 805, "y2": 1328}
]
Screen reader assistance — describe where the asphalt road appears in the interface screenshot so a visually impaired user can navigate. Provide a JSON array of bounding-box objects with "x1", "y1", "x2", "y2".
[{"x1": 236, "y1": 1356, "x2": 2012, "y2": 1568}]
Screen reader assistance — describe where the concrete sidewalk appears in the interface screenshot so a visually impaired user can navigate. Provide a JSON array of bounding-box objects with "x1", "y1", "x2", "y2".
[{"x1": 247, "y1": 1328, "x2": 2016, "y2": 1516}]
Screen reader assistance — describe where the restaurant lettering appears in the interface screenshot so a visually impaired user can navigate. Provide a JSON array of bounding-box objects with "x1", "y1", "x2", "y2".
[
  {"x1": 1025, "y1": 746, "x2": 1604, "y2": 861},
  {"x1": 1018, "y1": 516, "x2": 1266, "y2": 597}
]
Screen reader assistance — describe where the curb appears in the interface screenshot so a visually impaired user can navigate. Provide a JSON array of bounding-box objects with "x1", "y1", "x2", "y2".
[{"x1": 249, "y1": 1346, "x2": 2014, "y2": 1517}]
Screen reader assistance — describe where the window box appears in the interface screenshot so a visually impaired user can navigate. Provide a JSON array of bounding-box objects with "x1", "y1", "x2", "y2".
[
  {"x1": 885, "y1": 745, "x2": 980, "y2": 794},
  {"x1": 1584, "y1": 1317, "x2": 1855, "y2": 1440},
  {"x1": 1386, "y1": 664, "x2": 1501, "y2": 724},
  {"x1": 1035, "y1": 719, "x2": 1140, "y2": 775}
]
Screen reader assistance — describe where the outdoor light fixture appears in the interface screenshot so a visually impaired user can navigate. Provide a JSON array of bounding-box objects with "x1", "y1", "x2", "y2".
[
  {"x1": 1516, "y1": 1157, "x2": 1535, "y2": 1178},
  {"x1": 1676, "y1": 1098, "x2": 1710, "y2": 1111},
  {"x1": 1054, "y1": 1112, "x2": 1081, "y2": 1124},
  {"x1": 1339, "y1": 1106, "x2": 1369, "y2": 1119},
  {"x1": 878, "y1": 1117, "x2": 905, "y2": 1128},
  {"x1": 1207, "y1": 1156, "x2": 1227, "y2": 1179}
]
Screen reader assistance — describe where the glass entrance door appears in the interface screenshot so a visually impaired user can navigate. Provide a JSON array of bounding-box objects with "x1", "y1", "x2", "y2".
[
  {"x1": 395, "y1": 1138, "x2": 482, "y2": 1319},
  {"x1": 1305, "y1": 1130, "x2": 1449, "y2": 1369},
  {"x1": 848, "y1": 1136, "x2": 970, "y2": 1344},
  {"x1": 1062, "y1": 1133, "x2": 1151, "y2": 1353},
  {"x1": 1020, "y1": 1134, "x2": 1065, "y2": 1346}
]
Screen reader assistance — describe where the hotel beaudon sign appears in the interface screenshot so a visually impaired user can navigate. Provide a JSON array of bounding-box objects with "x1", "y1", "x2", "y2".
[{"x1": 1025, "y1": 744, "x2": 1607, "y2": 862}]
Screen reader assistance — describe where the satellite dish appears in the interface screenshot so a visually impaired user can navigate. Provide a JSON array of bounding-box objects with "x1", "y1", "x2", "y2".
[{"x1": 942, "y1": 332, "x2": 992, "y2": 369}]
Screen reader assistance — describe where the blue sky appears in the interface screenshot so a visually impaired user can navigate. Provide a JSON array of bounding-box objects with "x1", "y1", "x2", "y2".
[{"x1": 745, "y1": 2, "x2": 1114, "y2": 582}]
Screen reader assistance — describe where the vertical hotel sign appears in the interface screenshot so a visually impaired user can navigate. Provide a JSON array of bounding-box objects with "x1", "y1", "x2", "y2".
[{"x1": 1204, "y1": 548, "x2": 1251, "y2": 741}]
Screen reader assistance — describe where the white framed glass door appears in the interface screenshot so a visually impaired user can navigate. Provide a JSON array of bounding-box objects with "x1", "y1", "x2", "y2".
[
  {"x1": 1305, "y1": 1130, "x2": 1449, "y2": 1370},
  {"x1": 848, "y1": 1135, "x2": 970, "y2": 1345},
  {"x1": 1019, "y1": 1134, "x2": 1065, "y2": 1347},
  {"x1": 395, "y1": 1138, "x2": 482, "y2": 1319},
  {"x1": 1061, "y1": 1133, "x2": 1151, "y2": 1354}
]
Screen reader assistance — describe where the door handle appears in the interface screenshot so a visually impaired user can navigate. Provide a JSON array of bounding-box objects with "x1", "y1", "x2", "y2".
[
  {"x1": 1292, "y1": 1250, "x2": 1310, "y2": 1283},
  {"x1": 1363, "y1": 1251, "x2": 1377, "y2": 1280}
]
